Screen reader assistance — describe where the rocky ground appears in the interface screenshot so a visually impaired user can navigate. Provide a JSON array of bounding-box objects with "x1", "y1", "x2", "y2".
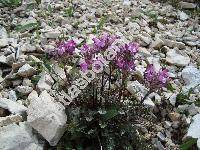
[{"x1": 0, "y1": 0, "x2": 199, "y2": 149}]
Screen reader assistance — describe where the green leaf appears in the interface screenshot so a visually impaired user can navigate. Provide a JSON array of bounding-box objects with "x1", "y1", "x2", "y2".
[
  {"x1": 47, "y1": 4, "x2": 53, "y2": 13},
  {"x1": 31, "y1": 75, "x2": 41, "y2": 85},
  {"x1": 180, "y1": 138, "x2": 197, "y2": 150},
  {"x1": 97, "y1": 16, "x2": 107, "y2": 30},
  {"x1": 15, "y1": 22, "x2": 39, "y2": 32},
  {"x1": 64, "y1": 6, "x2": 74, "y2": 17},
  {"x1": 0, "y1": 0, "x2": 21, "y2": 7},
  {"x1": 166, "y1": 83, "x2": 176, "y2": 92},
  {"x1": 103, "y1": 108, "x2": 119, "y2": 121}
]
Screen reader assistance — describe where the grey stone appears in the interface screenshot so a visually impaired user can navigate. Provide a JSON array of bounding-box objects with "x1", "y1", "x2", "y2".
[
  {"x1": 187, "y1": 114, "x2": 200, "y2": 139},
  {"x1": 17, "y1": 64, "x2": 36, "y2": 77},
  {"x1": 37, "y1": 72, "x2": 54, "y2": 92},
  {"x1": 27, "y1": 90, "x2": 67, "y2": 146},
  {"x1": 166, "y1": 49, "x2": 190, "y2": 66},
  {"x1": 0, "y1": 122, "x2": 43, "y2": 150},
  {"x1": 179, "y1": 2, "x2": 197, "y2": 9},
  {"x1": 0, "y1": 114, "x2": 23, "y2": 126},
  {"x1": 151, "y1": 39, "x2": 164, "y2": 49},
  {"x1": 0, "y1": 39, "x2": 9, "y2": 48},
  {"x1": 197, "y1": 138, "x2": 200, "y2": 149},
  {"x1": 178, "y1": 11, "x2": 189, "y2": 21},
  {"x1": 16, "y1": 86, "x2": 33, "y2": 95},
  {"x1": 181, "y1": 66, "x2": 200, "y2": 92},
  {"x1": 157, "y1": 132, "x2": 166, "y2": 141},
  {"x1": 44, "y1": 28, "x2": 61, "y2": 39},
  {"x1": 0, "y1": 98, "x2": 27, "y2": 115},
  {"x1": 0, "y1": 26, "x2": 8, "y2": 38}
]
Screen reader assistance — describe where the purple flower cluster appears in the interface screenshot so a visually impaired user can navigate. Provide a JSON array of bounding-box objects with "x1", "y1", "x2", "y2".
[
  {"x1": 115, "y1": 42, "x2": 139, "y2": 71},
  {"x1": 79, "y1": 33, "x2": 118, "y2": 72},
  {"x1": 92, "y1": 33, "x2": 118, "y2": 51},
  {"x1": 56, "y1": 40, "x2": 76, "y2": 55},
  {"x1": 144, "y1": 64, "x2": 170, "y2": 89}
]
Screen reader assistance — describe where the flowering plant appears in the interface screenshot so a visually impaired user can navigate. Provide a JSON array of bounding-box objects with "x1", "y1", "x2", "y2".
[{"x1": 46, "y1": 33, "x2": 170, "y2": 149}]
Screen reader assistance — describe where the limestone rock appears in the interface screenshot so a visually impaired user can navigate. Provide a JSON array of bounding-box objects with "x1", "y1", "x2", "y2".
[
  {"x1": 151, "y1": 39, "x2": 164, "y2": 49},
  {"x1": 17, "y1": 64, "x2": 36, "y2": 77},
  {"x1": 27, "y1": 90, "x2": 67, "y2": 146},
  {"x1": 0, "y1": 98, "x2": 27, "y2": 115},
  {"x1": 52, "y1": 64, "x2": 67, "y2": 84},
  {"x1": 0, "y1": 55, "x2": 8, "y2": 65},
  {"x1": 166, "y1": 49, "x2": 190, "y2": 66},
  {"x1": 0, "y1": 39, "x2": 9, "y2": 48},
  {"x1": 162, "y1": 39, "x2": 185, "y2": 49},
  {"x1": 178, "y1": 11, "x2": 189, "y2": 21},
  {"x1": 179, "y1": 2, "x2": 197, "y2": 9},
  {"x1": 16, "y1": 86, "x2": 33, "y2": 95},
  {"x1": 0, "y1": 114, "x2": 23, "y2": 126},
  {"x1": 8, "y1": 90, "x2": 17, "y2": 101},
  {"x1": 181, "y1": 66, "x2": 200, "y2": 92},
  {"x1": 197, "y1": 138, "x2": 200, "y2": 149},
  {"x1": 187, "y1": 114, "x2": 200, "y2": 139},
  {"x1": 44, "y1": 28, "x2": 61, "y2": 39},
  {"x1": 0, "y1": 122, "x2": 43, "y2": 150},
  {"x1": 37, "y1": 72, "x2": 54, "y2": 92}
]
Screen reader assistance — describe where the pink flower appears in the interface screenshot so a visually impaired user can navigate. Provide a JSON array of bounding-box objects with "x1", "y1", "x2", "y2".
[
  {"x1": 144, "y1": 64, "x2": 170, "y2": 89},
  {"x1": 158, "y1": 69, "x2": 170, "y2": 84},
  {"x1": 92, "y1": 33, "x2": 118, "y2": 51},
  {"x1": 56, "y1": 40, "x2": 76, "y2": 55},
  {"x1": 144, "y1": 64, "x2": 156, "y2": 81},
  {"x1": 80, "y1": 62, "x2": 88, "y2": 72},
  {"x1": 115, "y1": 42, "x2": 139, "y2": 71}
]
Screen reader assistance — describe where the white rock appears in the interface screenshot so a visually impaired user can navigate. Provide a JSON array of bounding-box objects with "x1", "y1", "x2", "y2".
[
  {"x1": 147, "y1": 57, "x2": 161, "y2": 71},
  {"x1": 187, "y1": 114, "x2": 200, "y2": 139},
  {"x1": 157, "y1": 132, "x2": 166, "y2": 141},
  {"x1": 0, "y1": 114, "x2": 23, "y2": 126},
  {"x1": 44, "y1": 28, "x2": 61, "y2": 39},
  {"x1": 127, "y1": 81, "x2": 148, "y2": 98},
  {"x1": 23, "y1": 78, "x2": 33, "y2": 87},
  {"x1": 52, "y1": 64, "x2": 67, "y2": 84},
  {"x1": 139, "y1": 35, "x2": 151, "y2": 46},
  {"x1": 27, "y1": 90, "x2": 67, "y2": 146},
  {"x1": 0, "y1": 122, "x2": 43, "y2": 150},
  {"x1": 135, "y1": 65, "x2": 146, "y2": 78},
  {"x1": 157, "y1": 22, "x2": 165, "y2": 30},
  {"x1": 179, "y1": 2, "x2": 197, "y2": 9},
  {"x1": 197, "y1": 138, "x2": 200, "y2": 149},
  {"x1": 8, "y1": 90, "x2": 17, "y2": 101},
  {"x1": 27, "y1": 90, "x2": 38, "y2": 102},
  {"x1": 0, "y1": 98, "x2": 27, "y2": 115},
  {"x1": 162, "y1": 38, "x2": 185, "y2": 49},
  {"x1": 166, "y1": 49, "x2": 190, "y2": 66},
  {"x1": 128, "y1": 22, "x2": 140, "y2": 34},
  {"x1": 0, "y1": 38, "x2": 9, "y2": 48},
  {"x1": 138, "y1": 47, "x2": 151, "y2": 57},
  {"x1": 0, "y1": 26, "x2": 8, "y2": 49},
  {"x1": 0, "y1": 26, "x2": 8, "y2": 38},
  {"x1": 0, "y1": 55, "x2": 7, "y2": 64},
  {"x1": 188, "y1": 103, "x2": 199, "y2": 116},
  {"x1": 178, "y1": 11, "x2": 189, "y2": 21},
  {"x1": 181, "y1": 66, "x2": 200, "y2": 92},
  {"x1": 17, "y1": 64, "x2": 36, "y2": 77},
  {"x1": 143, "y1": 98, "x2": 155, "y2": 108},
  {"x1": 169, "y1": 93, "x2": 177, "y2": 106},
  {"x1": 16, "y1": 86, "x2": 33, "y2": 95},
  {"x1": 37, "y1": 72, "x2": 54, "y2": 92},
  {"x1": 21, "y1": 44, "x2": 36, "y2": 52},
  {"x1": 123, "y1": 0, "x2": 131, "y2": 5},
  {"x1": 151, "y1": 39, "x2": 164, "y2": 49}
]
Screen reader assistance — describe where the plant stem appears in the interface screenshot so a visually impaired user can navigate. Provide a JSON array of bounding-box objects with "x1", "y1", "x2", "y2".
[{"x1": 141, "y1": 90, "x2": 152, "y2": 104}]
